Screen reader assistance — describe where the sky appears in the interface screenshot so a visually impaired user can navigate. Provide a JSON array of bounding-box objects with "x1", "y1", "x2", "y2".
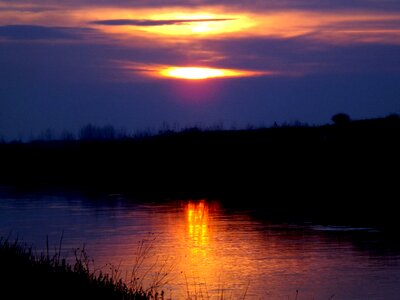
[{"x1": 1, "y1": 0, "x2": 400, "y2": 140}]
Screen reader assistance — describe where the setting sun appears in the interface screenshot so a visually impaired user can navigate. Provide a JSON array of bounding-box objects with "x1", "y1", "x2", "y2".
[
  {"x1": 160, "y1": 67, "x2": 265, "y2": 80},
  {"x1": 162, "y1": 67, "x2": 225, "y2": 79}
]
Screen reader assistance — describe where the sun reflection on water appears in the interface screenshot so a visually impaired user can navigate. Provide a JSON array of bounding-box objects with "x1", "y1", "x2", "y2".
[{"x1": 186, "y1": 200, "x2": 210, "y2": 252}]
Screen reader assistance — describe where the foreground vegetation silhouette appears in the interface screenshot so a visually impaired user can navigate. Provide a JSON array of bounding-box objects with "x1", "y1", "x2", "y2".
[
  {"x1": 0, "y1": 238, "x2": 164, "y2": 300},
  {"x1": 1, "y1": 114, "x2": 399, "y2": 228}
]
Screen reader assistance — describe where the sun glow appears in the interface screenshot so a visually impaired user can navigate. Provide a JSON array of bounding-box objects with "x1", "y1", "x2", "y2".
[
  {"x1": 160, "y1": 67, "x2": 264, "y2": 80},
  {"x1": 162, "y1": 67, "x2": 224, "y2": 79},
  {"x1": 72, "y1": 8, "x2": 255, "y2": 38},
  {"x1": 133, "y1": 12, "x2": 253, "y2": 36}
]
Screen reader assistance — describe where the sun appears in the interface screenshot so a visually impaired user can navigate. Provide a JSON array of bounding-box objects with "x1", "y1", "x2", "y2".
[
  {"x1": 118, "y1": 63, "x2": 269, "y2": 80},
  {"x1": 160, "y1": 67, "x2": 252, "y2": 80},
  {"x1": 162, "y1": 67, "x2": 226, "y2": 80}
]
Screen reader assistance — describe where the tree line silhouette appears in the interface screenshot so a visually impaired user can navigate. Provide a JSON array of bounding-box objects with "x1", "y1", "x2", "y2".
[{"x1": 0, "y1": 113, "x2": 399, "y2": 228}]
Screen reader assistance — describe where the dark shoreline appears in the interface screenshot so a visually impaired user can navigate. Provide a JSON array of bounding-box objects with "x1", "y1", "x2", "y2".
[{"x1": 1, "y1": 116, "x2": 399, "y2": 229}]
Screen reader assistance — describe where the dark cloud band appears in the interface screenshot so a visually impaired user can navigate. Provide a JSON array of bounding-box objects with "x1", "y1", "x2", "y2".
[
  {"x1": 0, "y1": 25, "x2": 90, "y2": 40},
  {"x1": 91, "y1": 18, "x2": 234, "y2": 26}
]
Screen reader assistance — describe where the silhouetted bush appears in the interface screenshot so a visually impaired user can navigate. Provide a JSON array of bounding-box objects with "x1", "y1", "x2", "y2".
[{"x1": 332, "y1": 113, "x2": 351, "y2": 125}]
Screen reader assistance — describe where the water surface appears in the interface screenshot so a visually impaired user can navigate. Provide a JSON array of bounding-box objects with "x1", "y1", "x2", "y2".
[{"x1": 1, "y1": 189, "x2": 399, "y2": 299}]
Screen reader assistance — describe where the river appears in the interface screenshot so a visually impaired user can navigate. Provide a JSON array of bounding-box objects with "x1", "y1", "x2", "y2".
[{"x1": 1, "y1": 187, "x2": 399, "y2": 299}]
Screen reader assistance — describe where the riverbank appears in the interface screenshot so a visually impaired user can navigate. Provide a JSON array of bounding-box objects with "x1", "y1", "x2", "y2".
[
  {"x1": 1, "y1": 116, "x2": 399, "y2": 228},
  {"x1": 0, "y1": 238, "x2": 162, "y2": 300}
]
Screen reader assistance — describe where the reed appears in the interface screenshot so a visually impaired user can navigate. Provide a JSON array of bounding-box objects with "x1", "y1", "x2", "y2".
[{"x1": 0, "y1": 237, "x2": 164, "y2": 300}]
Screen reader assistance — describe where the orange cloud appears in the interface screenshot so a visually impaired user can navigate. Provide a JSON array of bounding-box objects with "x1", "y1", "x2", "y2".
[{"x1": 2, "y1": 4, "x2": 400, "y2": 44}]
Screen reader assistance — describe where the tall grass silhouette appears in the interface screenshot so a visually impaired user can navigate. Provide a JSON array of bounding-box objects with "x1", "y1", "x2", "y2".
[{"x1": 0, "y1": 237, "x2": 167, "y2": 300}]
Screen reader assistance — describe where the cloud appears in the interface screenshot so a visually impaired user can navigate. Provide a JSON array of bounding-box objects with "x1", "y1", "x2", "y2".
[
  {"x1": 0, "y1": 25, "x2": 89, "y2": 40},
  {"x1": 1, "y1": 0, "x2": 400, "y2": 141},
  {"x1": 316, "y1": 18, "x2": 400, "y2": 33},
  {"x1": 3, "y1": 0, "x2": 400, "y2": 13},
  {"x1": 91, "y1": 18, "x2": 234, "y2": 27},
  {"x1": 198, "y1": 34, "x2": 400, "y2": 76}
]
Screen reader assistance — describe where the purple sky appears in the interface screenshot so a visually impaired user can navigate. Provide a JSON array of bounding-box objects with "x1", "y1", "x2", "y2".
[{"x1": 1, "y1": 0, "x2": 400, "y2": 139}]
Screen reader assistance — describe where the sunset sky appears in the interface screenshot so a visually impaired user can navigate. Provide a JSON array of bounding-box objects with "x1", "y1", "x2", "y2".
[{"x1": 1, "y1": 0, "x2": 400, "y2": 139}]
